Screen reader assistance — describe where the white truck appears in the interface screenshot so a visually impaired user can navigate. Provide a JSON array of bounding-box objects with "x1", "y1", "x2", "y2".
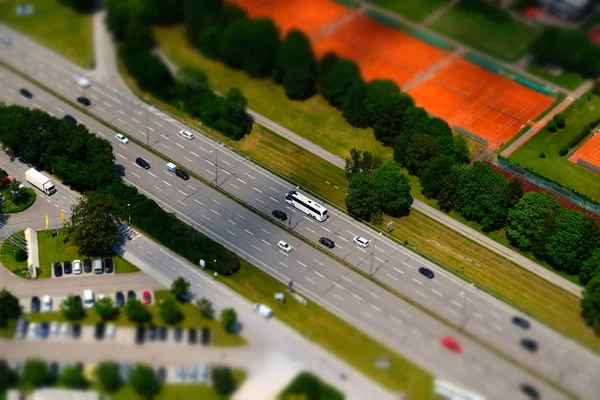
[
  {"x1": 253, "y1": 303, "x2": 273, "y2": 318},
  {"x1": 25, "y1": 168, "x2": 56, "y2": 195}
]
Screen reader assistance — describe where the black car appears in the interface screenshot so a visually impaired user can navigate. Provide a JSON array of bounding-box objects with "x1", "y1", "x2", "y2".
[
  {"x1": 520, "y1": 338, "x2": 538, "y2": 352},
  {"x1": 63, "y1": 114, "x2": 77, "y2": 124},
  {"x1": 175, "y1": 168, "x2": 190, "y2": 180},
  {"x1": 95, "y1": 323, "x2": 106, "y2": 340},
  {"x1": 200, "y1": 328, "x2": 211, "y2": 346},
  {"x1": 147, "y1": 324, "x2": 157, "y2": 341},
  {"x1": 135, "y1": 157, "x2": 150, "y2": 169},
  {"x1": 418, "y1": 267, "x2": 435, "y2": 279},
  {"x1": 72, "y1": 324, "x2": 81, "y2": 339},
  {"x1": 83, "y1": 258, "x2": 92, "y2": 273},
  {"x1": 135, "y1": 325, "x2": 145, "y2": 344},
  {"x1": 63, "y1": 261, "x2": 72, "y2": 275},
  {"x1": 104, "y1": 258, "x2": 114, "y2": 274},
  {"x1": 173, "y1": 327, "x2": 183, "y2": 343},
  {"x1": 520, "y1": 383, "x2": 540, "y2": 400},
  {"x1": 53, "y1": 262, "x2": 62, "y2": 277},
  {"x1": 31, "y1": 296, "x2": 40, "y2": 313},
  {"x1": 319, "y1": 237, "x2": 335, "y2": 249},
  {"x1": 188, "y1": 328, "x2": 197, "y2": 344},
  {"x1": 127, "y1": 290, "x2": 136, "y2": 302},
  {"x1": 115, "y1": 292, "x2": 125, "y2": 308},
  {"x1": 19, "y1": 88, "x2": 33, "y2": 99},
  {"x1": 76, "y1": 96, "x2": 91, "y2": 106},
  {"x1": 49, "y1": 362, "x2": 60, "y2": 380},
  {"x1": 156, "y1": 367, "x2": 167, "y2": 384},
  {"x1": 512, "y1": 316, "x2": 530, "y2": 330},
  {"x1": 272, "y1": 210, "x2": 287, "y2": 221},
  {"x1": 158, "y1": 326, "x2": 167, "y2": 341}
]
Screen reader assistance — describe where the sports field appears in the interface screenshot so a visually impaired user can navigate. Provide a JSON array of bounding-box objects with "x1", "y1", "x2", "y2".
[
  {"x1": 409, "y1": 59, "x2": 554, "y2": 149},
  {"x1": 312, "y1": 13, "x2": 447, "y2": 87},
  {"x1": 570, "y1": 132, "x2": 600, "y2": 175},
  {"x1": 227, "y1": 0, "x2": 349, "y2": 36}
]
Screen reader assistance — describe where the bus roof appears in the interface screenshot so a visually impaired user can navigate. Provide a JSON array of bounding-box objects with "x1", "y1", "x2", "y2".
[{"x1": 289, "y1": 191, "x2": 327, "y2": 212}]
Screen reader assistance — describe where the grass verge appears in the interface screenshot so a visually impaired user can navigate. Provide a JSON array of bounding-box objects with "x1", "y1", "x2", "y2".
[
  {"x1": 0, "y1": 188, "x2": 36, "y2": 213},
  {"x1": 0, "y1": 0, "x2": 93, "y2": 68},
  {"x1": 0, "y1": 231, "x2": 28, "y2": 278},
  {"x1": 525, "y1": 64, "x2": 586, "y2": 91},
  {"x1": 369, "y1": 0, "x2": 449, "y2": 22},
  {"x1": 510, "y1": 93, "x2": 600, "y2": 202},
  {"x1": 37, "y1": 228, "x2": 139, "y2": 278},
  {"x1": 0, "y1": 318, "x2": 16, "y2": 338}
]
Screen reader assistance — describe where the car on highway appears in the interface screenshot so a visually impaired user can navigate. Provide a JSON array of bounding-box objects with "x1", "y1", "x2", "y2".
[
  {"x1": 63, "y1": 261, "x2": 72, "y2": 275},
  {"x1": 319, "y1": 237, "x2": 335, "y2": 249},
  {"x1": 115, "y1": 133, "x2": 129, "y2": 144},
  {"x1": 27, "y1": 322, "x2": 38, "y2": 338},
  {"x1": 63, "y1": 114, "x2": 77, "y2": 124},
  {"x1": 72, "y1": 323, "x2": 81, "y2": 339},
  {"x1": 174, "y1": 327, "x2": 183, "y2": 343},
  {"x1": 520, "y1": 383, "x2": 540, "y2": 399},
  {"x1": 19, "y1": 88, "x2": 33, "y2": 99},
  {"x1": 73, "y1": 259, "x2": 82, "y2": 275},
  {"x1": 76, "y1": 76, "x2": 91, "y2": 88},
  {"x1": 512, "y1": 316, "x2": 530, "y2": 330},
  {"x1": 115, "y1": 291, "x2": 125, "y2": 308},
  {"x1": 104, "y1": 258, "x2": 114, "y2": 274},
  {"x1": 272, "y1": 210, "x2": 287, "y2": 221},
  {"x1": 418, "y1": 267, "x2": 435, "y2": 279},
  {"x1": 175, "y1": 168, "x2": 190, "y2": 180},
  {"x1": 42, "y1": 295, "x2": 52, "y2": 312},
  {"x1": 147, "y1": 324, "x2": 157, "y2": 341},
  {"x1": 127, "y1": 290, "x2": 136, "y2": 302},
  {"x1": 520, "y1": 338, "x2": 538, "y2": 352},
  {"x1": 136, "y1": 157, "x2": 151, "y2": 169},
  {"x1": 83, "y1": 258, "x2": 92, "y2": 273},
  {"x1": 15, "y1": 317, "x2": 28, "y2": 339},
  {"x1": 179, "y1": 129, "x2": 194, "y2": 140},
  {"x1": 353, "y1": 236, "x2": 370, "y2": 248},
  {"x1": 76, "y1": 96, "x2": 91, "y2": 107},
  {"x1": 49, "y1": 321, "x2": 60, "y2": 337},
  {"x1": 31, "y1": 296, "x2": 40, "y2": 313},
  {"x1": 277, "y1": 240, "x2": 292, "y2": 252},
  {"x1": 39, "y1": 322, "x2": 49, "y2": 339},
  {"x1": 441, "y1": 336, "x2": 462, "y2": 353},
  {"x1": 53, "y1": 262, "x2": 62, "y2": 277},
  {"x1": 143, "y1": 291, "x2": 152, "y2": 304}
]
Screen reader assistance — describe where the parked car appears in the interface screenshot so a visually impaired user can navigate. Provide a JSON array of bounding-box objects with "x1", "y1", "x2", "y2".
[
  {"x1": 73, "y1": 259, "x2": 82, "y2": 275},
  {"x1": 15, "y1": 317, "x2": 28, "y2": 339},
  {"x1": 441, "y1": 336, "x2": 462, "y2": 354},
  {"x1": 176, "y1": 367, "x2": 186, "y2": 383},
  {"x1": 49, "y1": 321, "x2": 60, "y2": 337},
  {"x1": 174, "y1": 327, "x2": 183, "y2": 343},
  {"x1": 31, "y1": 296, "x2": 40, "y2": 313},
  {"x1": 76, "y1": 96, "x2": 91, "y2": 106},
  {"x1": 103, "y1": 258, "x2": 114, "y2": 274},
  {"x1": 418, "y1": 267, "x2": 435, "y2": 279},
  {"x1": 119, "y1": 364, "x2": 132, "y2": 381},
  {"x1": 95, "y1": 323, "x2": 106, "y2": 340},
  {"x1": 520, "y1": 383, "x2": 540, "y2": 399},
  {"x1": 63, "y1": 261, "x2": 72, "y2": 275},
  {"x1": 27, "y1": 322, "x2": 38, "y2": 338},
  {"x1": 319, "y1": 237, "x2": 335, "y2": 249},
  {"x1": 115, "y1": 292, "x2": 125, "y2": 308},
  {"x1": 63, "y1": 114, "x2": 77, "y2": 124},
  {"x1": 175, "y1": 168, "x2": 190, "y2": 180},
  {"x1": 83, "y1": 258, "x2": 92, "y2": 273},
  {"x1": 277, "y1": 240, "x2": 292, "y2": 252},
  {"x1": 158, "y1": 326, "x2": 167, "y2": 342},
  {"x1": 59, "y1": 323, "x2": 71, "y2": 338},
  {"x1": 200, "y1": 328, "x2": 211, "y2": 345},
  {"x1": 147, "y1": 324, "x2": 157, "y2": 341},
  {"x1": 127, "y1": 290, "x2": 136, "y2": 302},
  {"x1": 156, "y1": 367, "x2": 167, "y2": 384},
  {"x1": 188, "y1": 328, "x2": 197, "y2": 344},
  {"x1": 512, "y1": 316, "x2": 530, "y2": 330},
  {"x1": 39, "y1": 322, "x2": 49, "y2": 339},
  {"x1": 520, "y1": 338, "x2": 538, "y2": 352},
  {"x1": 142, "y1": 291, "x2": 152, "y2": 305},
  {"x1": 105, "y1": 324, "x2": 116, "y2": 341},
  {"x1": 186, "y1": 366, "x2": 197, "y2": 382},
  {"x1": 53, "y1": 262, "x2": 62, "y2": 277},
  {"x1": 272, "y1": 210, "x2": 287, "y2": 221},
  {"x1": 115, "y1": 133, "x2": 129, "y2": 144},
  {"x1": 135, "y1": 157, "x2": 150, "y2": 169},
  {"x1": 94, "y1": 258, "x2": 103, "y2": 274},
  {"x1": 42, "y1": 295, "x2": 52, "y2": 312},
  {"x1": 197, "y1": 363, "x2": 209, "y2": 383},
  {"x1": 353, "y1": 236, "x2": 370, "y2": 248},
  {"x1": 19, "y1": 88, "x2": 33, "y2": 99},
  {"x1": 72, "y1": 324, "x2": 81, "y2": 339}
]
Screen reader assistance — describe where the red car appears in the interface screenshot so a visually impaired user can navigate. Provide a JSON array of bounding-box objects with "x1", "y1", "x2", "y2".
[
  {"x1": 142, "y1": 291, "x2": 152, "y2": 305},
  {"x1": 441, "y1": 336, "x2": 462, "y2": 353}
]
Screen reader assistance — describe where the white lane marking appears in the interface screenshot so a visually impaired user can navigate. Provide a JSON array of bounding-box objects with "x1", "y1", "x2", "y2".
[
  {"x1": 375, "y1": 257, "x2": 385, "y2": 263},
  {"x1": 236, "y1": 213, "x2": 246, "y2": 220},
  {"x1": 227, "y1": 230, "x2": 236, "y2": 237},
  {"x1": 177, "y1": 200, "x2": 186, "y2": 206},
  {"x1": 206, "y1": 170, "x2": 215, "y2": 175},
  {"x1": 56, "y1": 106, "x2": 65, "y2": 113},
  {"x1": 244, "y1": 229, "x2": 254, "y2": 236},
  {"x1": 393, "y1": 267, "x2": 404, "y2": 275},
  {"x1": 246, "y1": 173, "x2": 256, "y2": 179},
  {"x1": 148, "y1": 127, "x2": 155, "y2": 132},
  {"x1": 369, "y1": 292, "x2": 380, "y2": 300},
  {"x1": 314, "y1": 271, "x2": 325, "y2": 279},
  {"x1": 491, "y1": 323, "x2": 504, "y2": 332},
  {"x1": 252, "y1": 245, "x2": 262, "y2": 252},
  {"x1": 206, "y1": 160, "x2": 215, "y2": 166},
  {"x1": 333, "y1": 294, "x2": 344, "y2": 302},
  {"x1": 179, "y1": 190, "x2": 188, "y2": 196},
  {"x1": 184, "y1": 156, "x2": 193, "y2": 163},
  {"x1": 474, "y1": 324, "x2": 488, "y2": 333},
  {"x1": 176, "y1": 143, "x2": 184, "y2": 149},
  {"x1": 154, "y1": 121, "x2": 163, "y2": 127},
  {"x1": 306, "y1": 227, "x2": 315, "y2": 234},
  {"x1": 342, "y1": 276, "x2": 352, "y2": 283},
  {"x1": 103, "y1": 101, "x2": 112, "y2": 108},
  {"x1": 260, "y1": 228, "x2": 271, "y2": 235},
  {"x1": 411, "y1": 278, "x2": 423, "y2": 285},
  {"x1": 416, "y1": 290, "x2": 427, "y2": 298},
  {"x1": 211, "y1": 199, "x2": 220, "y2": 205},
  {"x1": 161, "y1": 143, "x2": 170, "y2": 150},
  {"x1": 451, "y1": 300, "x2": 462, "y2": 308},
  {"x1": 390, "y1": 315, "x2": 403, "y2": 325},
  {"x1": 255, "y1": 197, "x2": 264, "y2": 204},
  {"x1": 269, "y1": 196, "x2": 279, "y2": 202},
  {"x1": 386, "y1": 273, "x2": 398, "y2": 281},
  {"x1": 490, "y1": 311, "x2": 501, "y2": 319},
  {"x1": 162, "y1": 180, "x2": 172, "y2": 187},
  {"x1": 187, "y1": 184, "x2": 196, "y2": 191},
  {"x1": 279, "y1": 261, "x2": 289, "y2": 268},
  {"x1": 445, "y1": 307, "x2": 458, "y2": 315},
  {"x1": 357, "y1": 247, "x2": 367, "y2": 253},
  {"x1": 321, "y1": 226, "x2": 331, "y2": 232},
  {"x1": 402, "y1": 262, "x2": 413, "y2": 269},
  {"x1": 371, "y1": 304, "x2": 381, "y2": 312},
  {"x1": 131, "y1": 172, "x2": 140, "y2": 178},
  {"x1": 227, "y1": 219, "x2": 237, "y2": 226},
  {"x1": 473, "y1": 313, "x2": 483, "y2": 320},
  {"x1": 148, "y1": 172, "x2": 157, "y2": 178},
  {"x1": 270, "y1": 187, "x2": 280, "y2": 193},
  {"x1": 375, "y1": 246, "x2": 386, "y2": 253},
  {"x1": 153, "y1": 186, "x2": 162, "y2": 192},
  {"x1": 210, "y1": 209, "x2": 220, "y2": 216},
  {"x1": 332, "y1": 282, "x2": 343, "y2": 290},
  {"x1": 201, "y1": 215, "x2": 210, "y2": 221},
  {"x1": 132, "y1": 117, "x2": 141, "y2": 124},
  {"x1": 306, "y1": 277, "x2": 316, "y2": 285},
  {"x1": 194, "y1": 199, "x2": 203, "y2": 206},
  {"x1": 191, "y1": 151, "x2": 199, "y2": 157},
  {"x1": 432, "y1": 289, "x2": 443, "y2": 297},
  {"x1": 410, "y1": 328, "x2": 422, "y2": 338},
  {"x1": 253, "y1": 187, "x2": 263, "y2": 194},
  {"x1": 230, "y1": 183, "x2": 239, "y2": 190},
  {"x1": 347, "y1": 230, "x2": 356, "y2": 236},
  {"x1": 362, "y1": 311, "x2": 372, "y2": 319},
  {"x1": 352, "y1": 293, "x2": 362, "y2": 301},
  {"x1": 261, "y1": 239, "x2": 271, "y2": 246},
  {"x1": 237, "y1": 178, "x2": 247, "y2": 185},
  {"x1": 297, "y1": 260, "x2": 306, "y2": 268},
  {"x1": 338, "y1": 236, "x2": 348, "y2": 243},
  {"x1": 118, "y1": 110, "x2": 125, "y2": 115},
  {"x1": 116, "y1": 153, "x2": 126, "y2": 159},
  {"x1": 97, "y1": 106, "x2": 106, "y2": 112},
  {"x1": 160, "y1": 134, "x2": 169, "y2": 139}
]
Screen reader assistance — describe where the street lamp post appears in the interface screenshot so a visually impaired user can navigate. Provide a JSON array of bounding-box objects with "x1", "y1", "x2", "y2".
[{"x1": 127, "y1": 203, "x2": 131, "y2": 225}]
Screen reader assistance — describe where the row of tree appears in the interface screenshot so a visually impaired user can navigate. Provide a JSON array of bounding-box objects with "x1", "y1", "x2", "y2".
[{"x1": 0, "y1": 104, "x2": 240, "y2": 276}]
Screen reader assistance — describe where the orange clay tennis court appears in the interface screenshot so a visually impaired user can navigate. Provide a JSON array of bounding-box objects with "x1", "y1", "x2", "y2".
[
  {"x1": 569, "y1": 132, "x2": 600, "y2": 174},
  {"x1": 409, "y1": 59, "x2": 554, "y2": 150},
  {"x1": 312, "y1": 13, "x2": 447, "y2": 87},
  {"x1": 227, "y1": 0, "x2": 349, "y2": 37}
]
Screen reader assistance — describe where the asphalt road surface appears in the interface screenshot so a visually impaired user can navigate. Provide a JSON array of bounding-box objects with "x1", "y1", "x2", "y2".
[{"x1": 0, "y1": 64, "x2": 577, "y2": 400}]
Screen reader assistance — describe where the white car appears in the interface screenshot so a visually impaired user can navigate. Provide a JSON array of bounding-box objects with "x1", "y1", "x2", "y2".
[
  {"x1": 73, "y1": 259, "x2": 82, "y2": 275},
  {"x1": 49, "y1": 321, "x2": 60, "y2": 337},
  {"x1": 277, "y1": 240, "x2": 291, "y2": 252},
  {"x1": 353, "y1": 236, "x2": 370, "y2": 248},
  {"x1": 27, "y1": 322, "x2": 38, "y2": 338},
  {"x1": 59, "y1": 323, "x2": 71, "y2": 338},
  {"x1": 115, "y1": 133, "x2": 129, "y2": 144},
  {"x1": 179, "y1": 129, "x2": 194, "y2": 140},
  {"x1": 42, "y1": 295, "x2": 52, "y2": 312},
  {"x1": 76, "y1": 76, "x2": 91, "y2": 88},
  {"x1": 105, "y1": 324, "x2": 116, "y2": 341}
]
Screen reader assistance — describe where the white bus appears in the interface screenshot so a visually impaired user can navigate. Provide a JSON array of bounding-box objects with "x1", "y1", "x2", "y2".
[{"x1": 285, "y1": 190, "x2": 328, "y2": 222}]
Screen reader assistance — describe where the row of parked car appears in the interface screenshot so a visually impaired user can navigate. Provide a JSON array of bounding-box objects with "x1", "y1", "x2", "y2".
[
  {"x1": 53, "y1": 258, "x2": 114, "y2": 277},
  {"x1": 135, "y1": 325, "x2": 211, "y2": 346},
  {"x1": 29, "y1": 290, "x2": 151, "y2": 314},
  {"x1": 15, "y1": 318, "x2": 83, "y2": 340}
]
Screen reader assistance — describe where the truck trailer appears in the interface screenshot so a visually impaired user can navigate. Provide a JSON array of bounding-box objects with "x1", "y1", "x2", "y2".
[{"x1": 25, "y1": 168, "x2": 56, "y2": 195}]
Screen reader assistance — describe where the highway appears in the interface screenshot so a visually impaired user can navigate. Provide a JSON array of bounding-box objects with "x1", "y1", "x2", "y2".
[{"x1": 0, "y1": 63, "x2": 575, "y2": 400}]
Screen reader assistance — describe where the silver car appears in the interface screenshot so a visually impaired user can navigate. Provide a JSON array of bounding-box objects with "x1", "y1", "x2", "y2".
[
  {"x1": 59, "y1": 323, "x2": 71, "y2": 338},
  {"x1": 197, "y1": 363, "x2": 209, "y2": 383},
  {"x1": 27, "y1": 322, "x2": 38, "y2": 338},
  {"x1": 14, "y1": 317, "x2": 28, "y2": 339},
  {"x1": 49, "y1": 321, "x2": 60, "y2": 337}
]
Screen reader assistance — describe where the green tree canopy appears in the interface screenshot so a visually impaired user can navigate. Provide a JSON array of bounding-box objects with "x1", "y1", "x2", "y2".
[
  {"x1": 94, "y1": 297, "x2": 119, "y2": 322},
  {"x1": 216, "y1": 88, "x2": 253, "y2": 140},
  {"x1": 317, "y1": 52, "x2": 339, "y2": 88},
  {"x1": 60, "y1": 295, "x2": 86, "y2": 321},
  {"x1": 59, "y1": 365, "x2": 88, "y2": 389},
  {"x1": 345, "y1": 173, "x2": 381, "y2": 223},
  {"x1": 129, "y1": 364, "x2": 161, "y2": 398},
  {"x1": 105, "y1": 0, "x2": 138, "y2": 41},
  {"x1": 273, "y1": 29, "x2": 317, "y2": 89},
  {"x1": 375, "y1": 161, "x2": 412, "y2": 216},
  {"x1": 404, "y1": 133, "x2": 437, "y2": 176},
  {"x1": 0, "y1": 288, "x2": 21, "y2": 327},
  {"x1": 341, "y1": 82, "x2": 370, "y2": 128},
  {"x1": 505, "y1": 192, "x2": 561, "y2": 251},
  {"x1": 581, "y1": 276, "x2": 600, "y2": 334},
  {"x1": 171, "y1": 277, "x2": 191, "y2": 302},
  {"x1": 122, "y1": 49, "x2": 174, "y2": 99},
  {"x1": 243, "y1": 19, "x2": 280, "y2": 77},
  {"x1": 0, "y1": 360, "x2": 18, "y2": 391},
  {"x1": 321, "y1": 58, "x2": 363, "y2": 108},
  {"x1": 219, "y1": 19, "x2": 250, "y2": 69},
  {"x1": 125, "y1": 298, "x2": 152, "y2": 324},
  {"x1": 95, "y1": 361, "x2": 122, "y2": 393},
  {"x1": 20, "y1": 359, "x2": 50, "y2": 389},
  {"x1": 453, "y1": 135, "x2": 470, "y2": 164},
  {"x1": 420, "y1": 155, "x2": 457, "y2": 199},
  {"x1": 158, "y1": 297, "x2": 183, "y2": 325},
  {"x1": 212, "y1": 366, "x2": 236, "y2": 396},
  {"x1": 507, "y1": 179, "x2": 524, "y2": 208},
  {"x1": 140, "y1": 0, "x2": 183, "y2": 24},
  {"x1": 363, "y1": 80, "x2": 401, "y2": 126},
  {"x1": 220, "y1": 308, "x2": 238, "y2": 333},
  {"x1": 344, "y1": 148, "x2": 382, "y2": 178},
  {"x1": 123, "y1": 21, "x2": 155, "y2": 54},
  {"x1": 283, "y1": 64, "x2": 318, "y2": 100},
  {"x1": 580, "y1": 250, "x2": 600, "y2": 285},
  {"x1": 196, "y1": 297, "x2": 215, "y2": 319}
]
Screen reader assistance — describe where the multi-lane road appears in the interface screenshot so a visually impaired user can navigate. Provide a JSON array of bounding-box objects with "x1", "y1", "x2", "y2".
[{"x1": 1, "y1": 25, "x2": 599, "y2": 399}]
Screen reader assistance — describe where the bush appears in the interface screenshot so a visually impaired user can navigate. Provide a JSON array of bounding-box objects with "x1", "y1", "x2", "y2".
[
  {"x1": 58, "y1": 365, "x2": 88, "y2": 389},
  {"x1": 158, "y1": 297, "x2": 183, "y2": 325},
  {"x1": 0, "y1": 360, "x2": 18, "y2": 391},
  {"x1": 15, "y1": 248, "x2": 27, "y2": 262},
  {"x1": 124, "y1": 298, "x2": 151, "y2": 323},
  {"x1": 128, "y1": 364, "x2": 161, "y2": 399},
  {"x1": 212, "y1": 366, "x2": 236, "y2": 397},
  {"x1": 95, "y1": 361, "x2": 122, "y2": 393},
  {"x1": 559, "y1": 147, "x2": 569, "y2": 156},
  {"x1": 553, "y1": 113, "x2": 566, "y2": 129},
  {"x1": 281, "y1": 372, "x2": 344, "y2": 400},
  {"x1": 196, "y1": 297, "x2": 215, "y2": 319},
  {"x1": 60, "y1": 295, "x2": 86, "y2": 321},
  {"x1": 547, "y1": 120, "x2": 557, "y2": 133},
  {"x1": 220, "y1": 308, "x2": 238, "y2": 333},
  {"x1": 20, "y1": 359, "x2": 50, "y2": 389},
  {"x1": 539, "y1": 152, "x2": 546, "y2": 158}
]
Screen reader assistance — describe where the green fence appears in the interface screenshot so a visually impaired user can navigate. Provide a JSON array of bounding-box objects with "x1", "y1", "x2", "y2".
[
  {"x1": 514, "y1": 75, "x2": 555, "y2": 96},
  {"x1": 453, "y1": 125, "x2": 488, "y2": 146},
  {"x1": 334, "y1": 0, "x2": 359, "y2": 9},
  {"x1": 578, "y1": 158, "x2": 600, "y2": 175},
  {"x1": 411, "y1": 29, "x2": 451, "y2": 50},
  {"x1": 366, "y1": 9, "x2": 405, "y2": 30}
]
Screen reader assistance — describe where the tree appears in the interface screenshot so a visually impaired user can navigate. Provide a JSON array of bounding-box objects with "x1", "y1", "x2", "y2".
[
  {"x1": 283, "y1": 64, "x2": 317, "y2": 100},
  {"x1": 437, "y1": 165, "x2": 467, "y2": 212},
  {"x1": 59, "y1": 365, "x2": 88, "y2": 389},
  {"x1": 507, "y1": 179, "x2": 524, "y2": 208},
  {"x1": 217, "y1": 88, "x2": 253, "y2": 140},
  {"x1": 345, "y1": 173, "x2": 381, "y2": 223},
  {"x1": 321, "y1": 58, "x2": 363, "y2": 108},
  {"x1": 196, "y1": 297, "x2": 215, "y2": 319},
  {"x1": 532, "y1": 209, "x2": 558, "y2": 260},
  {"x1": 59, "y1": 0, "x2": 96, "y2": 13},
  {"x1": 212, "y1": 366, "x2": 236, "y2": 396},
  {"x1": 0, "y1": 288, "x2": 21, "y2": 327},
  {"x1": 547, "y1": 120, "x2": 557, "y2": 133},
  {"x1": 60, "y1": 295, "x2": 86, "y2": 321},
  {"x1": 158, "y1": 297, "x2": 183, "y2": 325},
  {"x1": 122, "y1": 50, "x2": 175, "y2": 100},
  {"x1": 545, "y1": 209, "x2": 600, "y2": 275},
  {"x1": 20, "y1": 359, "x2": 50, "y2": 389},
  {"x1": 273, "y1": 29, "x2": 317, "y2": 98},
  {"x1": 553, "y1": 113, "x2": 566, "y2": 129},
  {"x1": 123, "y1": 21, "x2": 155, "y2": 54},
  {"x1": 95, "y1": 297, "x2": 119, "y2": 321},
  {"x1": 68, "y1": 191, "x2": 120, "y2": 256},
  {"x1": 454, "y1": 135, "x2": 470, "y2": 164},
  {"x1": 341, "y1": 82, "x2": 369, "y2": 128},
  {"x1": 580, "y1": 250, "x2": 600, "y2": 285},
  {"x1": 220, "y1": 308, "x2": 238, "y2": 333},
  {"x1": 176, "y1": 67, "x2": 208, "y2": 92},
  {"x1": 344, "y1": 148, "x2": 382, "y2": 178},
  {"x1": 420, "y1": 155, "x2": 457, "y2": 199},
  {"x1": 95, "y1": 361, "x2": 122, "y2": 393},
  {"x1": 243, "y1": 19, "x2": 280, "y2": 77},
  {"x1": 170, "y1": 277, "x2": 191, "y2": 302},
  {"x1": 140, "y1": 0, "x2": 183, "y2": 25},
  {"x1": 375, "y1": 161, "x2": 412, "y2": 216},
  {"x1": 403, "y1": 133, "x2": 437, "y2": 176},
  {"x1": 219, "y1": 19, "x2": 250, "y2": 69},
  {"x1": 125, "y1": 298, "x2": 152, "y2": 323},
  {"x1": 594, "y1": 80, "x2": 600, "y2": 96},
  {"x1": 317, "y1": 52, "x2": 339, "y2": 88},
  {"x1": 129, "y1": 364, "x2": 161, "y2": 399},
  {"x1": 373, "y1": 95, "x2": 415, "y2": 146},
  {"x1": 505, "y1": 192, "x2": 561, "y2": 251},
  {"x1": 581, "y1": 276, "x2": 600, "y2": 334},
  {"x1": 363, "y1": 80, "x2": 402, "y2": 126},
  {"x1": 0, "y1": 360, "x2": 18, "y2": 391},
  {"x1": 105, "y1": 0, "x2": 138, "y2": 41}
]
